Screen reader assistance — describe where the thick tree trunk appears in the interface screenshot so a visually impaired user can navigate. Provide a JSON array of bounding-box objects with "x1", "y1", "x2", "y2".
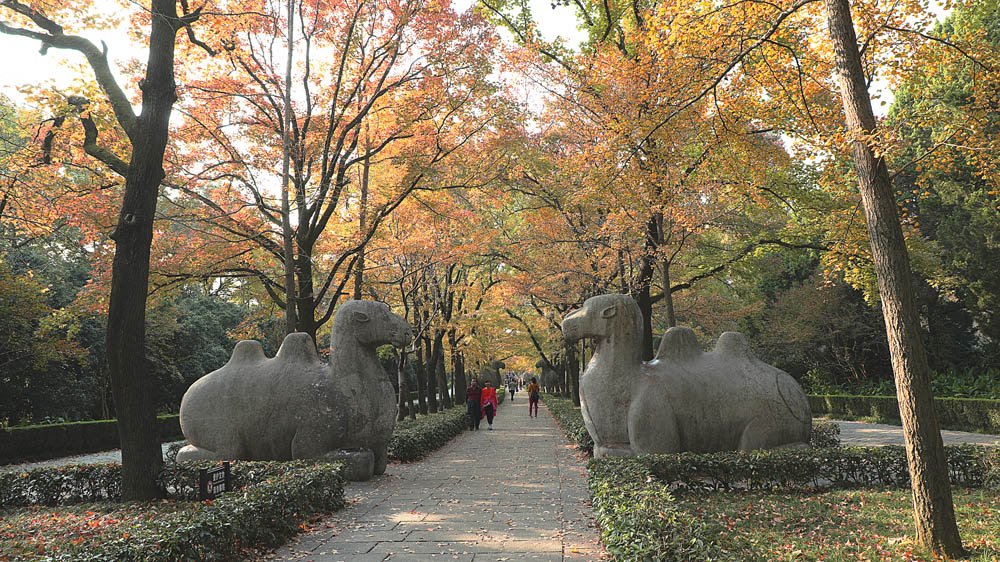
[
  {"x1": 450, "y1": 331, "x2": 466, "y2": 407},
  {"x1": 432, "y1": 331, "x2": 451, "y2": 408},
  {"x1": 294, "y1": 239, "x2": 317, "y2": 342},
  {"x1": 824, "y1": 0, "x2": 965, "y2": 556},
  {"x1": 106, "y1": 0, "x2": 181, "y2": 501},
  {"x1": 633, "y1": 216, "x2": 658, "y2": 360},
  {"x1": 661, "y1": 258, "x2": 676, "y2": 328}
]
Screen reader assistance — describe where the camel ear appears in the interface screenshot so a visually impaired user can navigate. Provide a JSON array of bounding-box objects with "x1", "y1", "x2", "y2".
[
  {"x1": 353, "y1": 310, "x2": 370, "y2": 323},
  {"x1": 600, "y1": 305, "x2": 617, "y2": 318}
]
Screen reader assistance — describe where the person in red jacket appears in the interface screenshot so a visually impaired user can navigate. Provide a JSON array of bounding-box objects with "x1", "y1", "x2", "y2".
[{"x1": 480, "y1": 380, "x2": 499, "y2": 430}]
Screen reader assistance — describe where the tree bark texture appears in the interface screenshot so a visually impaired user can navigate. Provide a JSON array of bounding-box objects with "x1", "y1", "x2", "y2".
[
  {"x1": 566, "y1": 340, "x2": 580, "y2": 406},
  {"x1": 106, "y1": 0, "x2": 181, "y2": 501},
  {"x1": 450, "y1": 331, "x2": 466, "y2": 408},
  {"x1": 397, "y1": 351, "x2": 410, "y2": 422},
  {"x1": 279, "y1": 0, "x2": 297, "y2": 336},
  {"x1": 424, "y1": 333, "x2": 439, "y2": 413},
  {"x1": 823, "y1": 0, "x2": 965, "y2": 555}
]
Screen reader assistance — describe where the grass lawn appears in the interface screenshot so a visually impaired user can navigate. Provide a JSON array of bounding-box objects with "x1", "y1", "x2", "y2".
[
  {"x1": 674, "y1": 487, "x2": 1000, "y2": 561},
  {"x1": 0, "y1": 500, "x2": 200, "y2": 560}
]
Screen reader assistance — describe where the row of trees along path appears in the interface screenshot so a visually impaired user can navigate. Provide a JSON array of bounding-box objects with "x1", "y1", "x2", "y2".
[{"x1": 0, "y1": 0, "x2": 984, "y2": 558}]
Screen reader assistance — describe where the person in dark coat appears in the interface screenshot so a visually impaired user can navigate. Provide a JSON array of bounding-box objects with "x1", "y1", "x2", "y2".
[{"x1": 466, "y1": 378, "x2": 482, "y2": 430}]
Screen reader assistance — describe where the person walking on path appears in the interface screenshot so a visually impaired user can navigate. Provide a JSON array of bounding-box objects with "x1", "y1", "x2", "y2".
[
  {"x1": 507, "y1": 377, "x2": 517, "y2": 402},
  {"x1": 466, "y1": 378, "x2": 482, "y2": 430},
  {"x1": 526, "y1": 377, "x2": 540, "y2": 418},
  {"x1": 481, "y1": 380, "x2": 499, "y2": 430}
]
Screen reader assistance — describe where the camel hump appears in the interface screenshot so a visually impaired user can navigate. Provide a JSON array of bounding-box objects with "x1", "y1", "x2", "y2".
[
  {"x1": 275, "y1": 332, "x2": 320, "y2": 362},
  {"x1": 714, "y1": 331, "x2": 752, "y2": 358},
  {"x1": 228, "y1": 339, "x2": 267, "y2": 365},
  {"x1": 655, "y1": 326, "x2": 702, "y2": 362}
]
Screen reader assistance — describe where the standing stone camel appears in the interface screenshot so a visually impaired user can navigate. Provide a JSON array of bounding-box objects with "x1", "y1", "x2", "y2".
[
  {"x1": 177, "y1": 300, "x2": 412, "y2": 479},
  {"x1": 478, "y1": 359, "x2": 505, "y2": 388},
  {"x1": 561, "y1": 293, "x2": 811, "y2": 458},
  {"x1": 535, "y1": 359, "x2": 561, "y2": 393}
]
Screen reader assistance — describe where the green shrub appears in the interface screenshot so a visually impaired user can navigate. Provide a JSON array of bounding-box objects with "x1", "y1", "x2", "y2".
[
  {"x1": 541, "y1": 394, "x2": 594, "y2": 455},
  {"x1": 589, "y1": 457, "x2": 733, "y2": 561},
  {"x1": 809, "y1": 394, "x2": 1000, "y2": 434},
  {"x1": 810, "y1": 420, "x2": 841, "y2": 448},
  {"x1": 1, "y1": 460, "x2": 345, "y2": 560},
  {"x1": 588, "y1": 446, "x2": 995, "y2": 561},
  {"x1": 388, "y1": 405, "x2": 468, "y2": 462},
  {"x1": 0, "y1": 415, "x2": 182, "y2": 465}
]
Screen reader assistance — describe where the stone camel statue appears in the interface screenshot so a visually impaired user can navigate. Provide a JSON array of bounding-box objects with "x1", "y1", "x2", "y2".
[
  {"x1": 561, "y1": 293, "x2": 811, "y2": 458},
  {"x1": 478, "y1": 359, "x2": 505, "y2": 388},
  {"x1": 535, "y1": 359, "x2": 561, "y2": 393},
  {"x1": 177, "y1": 300, "x2": 412, "y2": 480}
]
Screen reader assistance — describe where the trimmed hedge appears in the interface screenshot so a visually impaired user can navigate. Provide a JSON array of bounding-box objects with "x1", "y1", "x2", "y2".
[
  {"x1": 1, "y1": 460, "x2": 346, "y2": 561},
  {"x1": 541, "y1": 394, "x2": 594, "y2": 455},
  {"x1": 809, "y1": 394, "x2": 1000, "y2": 434},
  {"x1": 589, "y1": 446, "x2": 1000, "y2": 562},
  {"x1": 0, "y1": 415, "x2": 183, "y2": 465},
  {"x1": 388, "y1": 405, "x2": 469, "y2": 462},
  {"x1": 589, "y1": 456, "x2": 733, "y2": 561},
  {"x1": 389, "y1": 389, "x2": 505, "y2": 462}
]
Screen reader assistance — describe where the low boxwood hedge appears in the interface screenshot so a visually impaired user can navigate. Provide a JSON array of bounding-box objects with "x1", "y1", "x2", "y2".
[
  {"x1": 389, "y1": 389, "x2": 506, "y2": 462},
  {"x1": 541, "y1": 394, "x2": 594, "y2": 455},
  {"x1": 589, "y1": 446, "x2": 1000, "y2": 562},
  {"x1": 589, "y1": 456, "x2": 733, "y2": 561},
  {"x1": 1, "y1": 460, "x2": 345, "y2": 561},
  {"x1": 809, "y1": 394, "x2": 1000, "y2": 434},
  {"x1": 0, "y1": 415, "x2": 183, "y2": 465},
  {"x1": 388, "y1": 405, "x2": 469, "y2": 462}
]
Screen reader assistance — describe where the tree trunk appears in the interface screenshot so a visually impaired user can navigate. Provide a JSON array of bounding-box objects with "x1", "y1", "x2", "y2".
[
  {"x1": 566, "y1": 340, "x2": 580, "y2": 406},
  {"x1": 294, "y1": 238, "x2": 317, "y2": 342},
  {"x1": 424, "y1": 333, "x2": 438, "y2": 413},
  {"x1": 450, "y1": 331, "x2": 465, "y2": 407},
  {"x1": 661, "y1": 258, "x2": 676, "y2": 328},
  {"x1": 353, "y1": 131, "x2": 370, "y2": 300},
  {"x1": 279, "y1": 0, "x2": 297, "y2": 335},
  {"x1": 106, "y1": 0, "x2": 182, "y2": 501},
  {"x1": 397, "y1": 351, "x2": 410, "y2": 422},
  {"x1": 436, "y1": 342, "x2": 451, "y2": 408},
  {"x1": 413, "y1": 339, "x2": 428, "y2": 415},
  {"x1": 823, "y1": 0, "x2": 965, "y2": 556},
  {"x1": 633, "y1": 216, "x2": 659, "y2": 360}
]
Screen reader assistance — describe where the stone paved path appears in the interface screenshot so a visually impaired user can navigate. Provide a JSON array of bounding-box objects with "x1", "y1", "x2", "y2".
[
  {"x1": 1, "y1": 441, "x2": 184, "y2": 471},
  {"x1": 261, "y1": 396, "x2": 605, "y2": 562},
  {"x1": 833, "y1": 420, "x2": 1000, "y2": 447}
]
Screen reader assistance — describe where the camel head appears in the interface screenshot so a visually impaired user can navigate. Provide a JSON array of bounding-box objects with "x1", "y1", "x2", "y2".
[
  {"x1": 332, "y1": 300, "x2": 413, "y2": 349},
  {"x1": 562, "y1": 294, "x2": 643, "y2": 348}
]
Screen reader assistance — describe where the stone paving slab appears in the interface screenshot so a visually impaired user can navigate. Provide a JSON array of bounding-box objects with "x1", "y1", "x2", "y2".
[{"x1": 259, "y1": 397, "x2": 605, "y2": 562}]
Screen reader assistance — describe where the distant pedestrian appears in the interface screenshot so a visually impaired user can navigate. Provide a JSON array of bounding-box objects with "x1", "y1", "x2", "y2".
[
  {"x1": 466, "y1": 378, "x2": 482, "y2": 430},
  {"x1": 508, "y1": 379, "x2": 517, "y2": 402},
  {"x1": 526, "y1": 377, "x2": 540, "y2": 418},
  {"x1": 481, "y1": 380, "x2": 499, "y2": 430}
]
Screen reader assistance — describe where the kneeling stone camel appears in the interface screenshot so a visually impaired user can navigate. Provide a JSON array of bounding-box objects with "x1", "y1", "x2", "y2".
[
  {"x1": 562, "y1": 294, "x2": 811, "y2": 458},
  {"x1": 177, "y1": 300, "x2": 412, "y2": 480}
]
